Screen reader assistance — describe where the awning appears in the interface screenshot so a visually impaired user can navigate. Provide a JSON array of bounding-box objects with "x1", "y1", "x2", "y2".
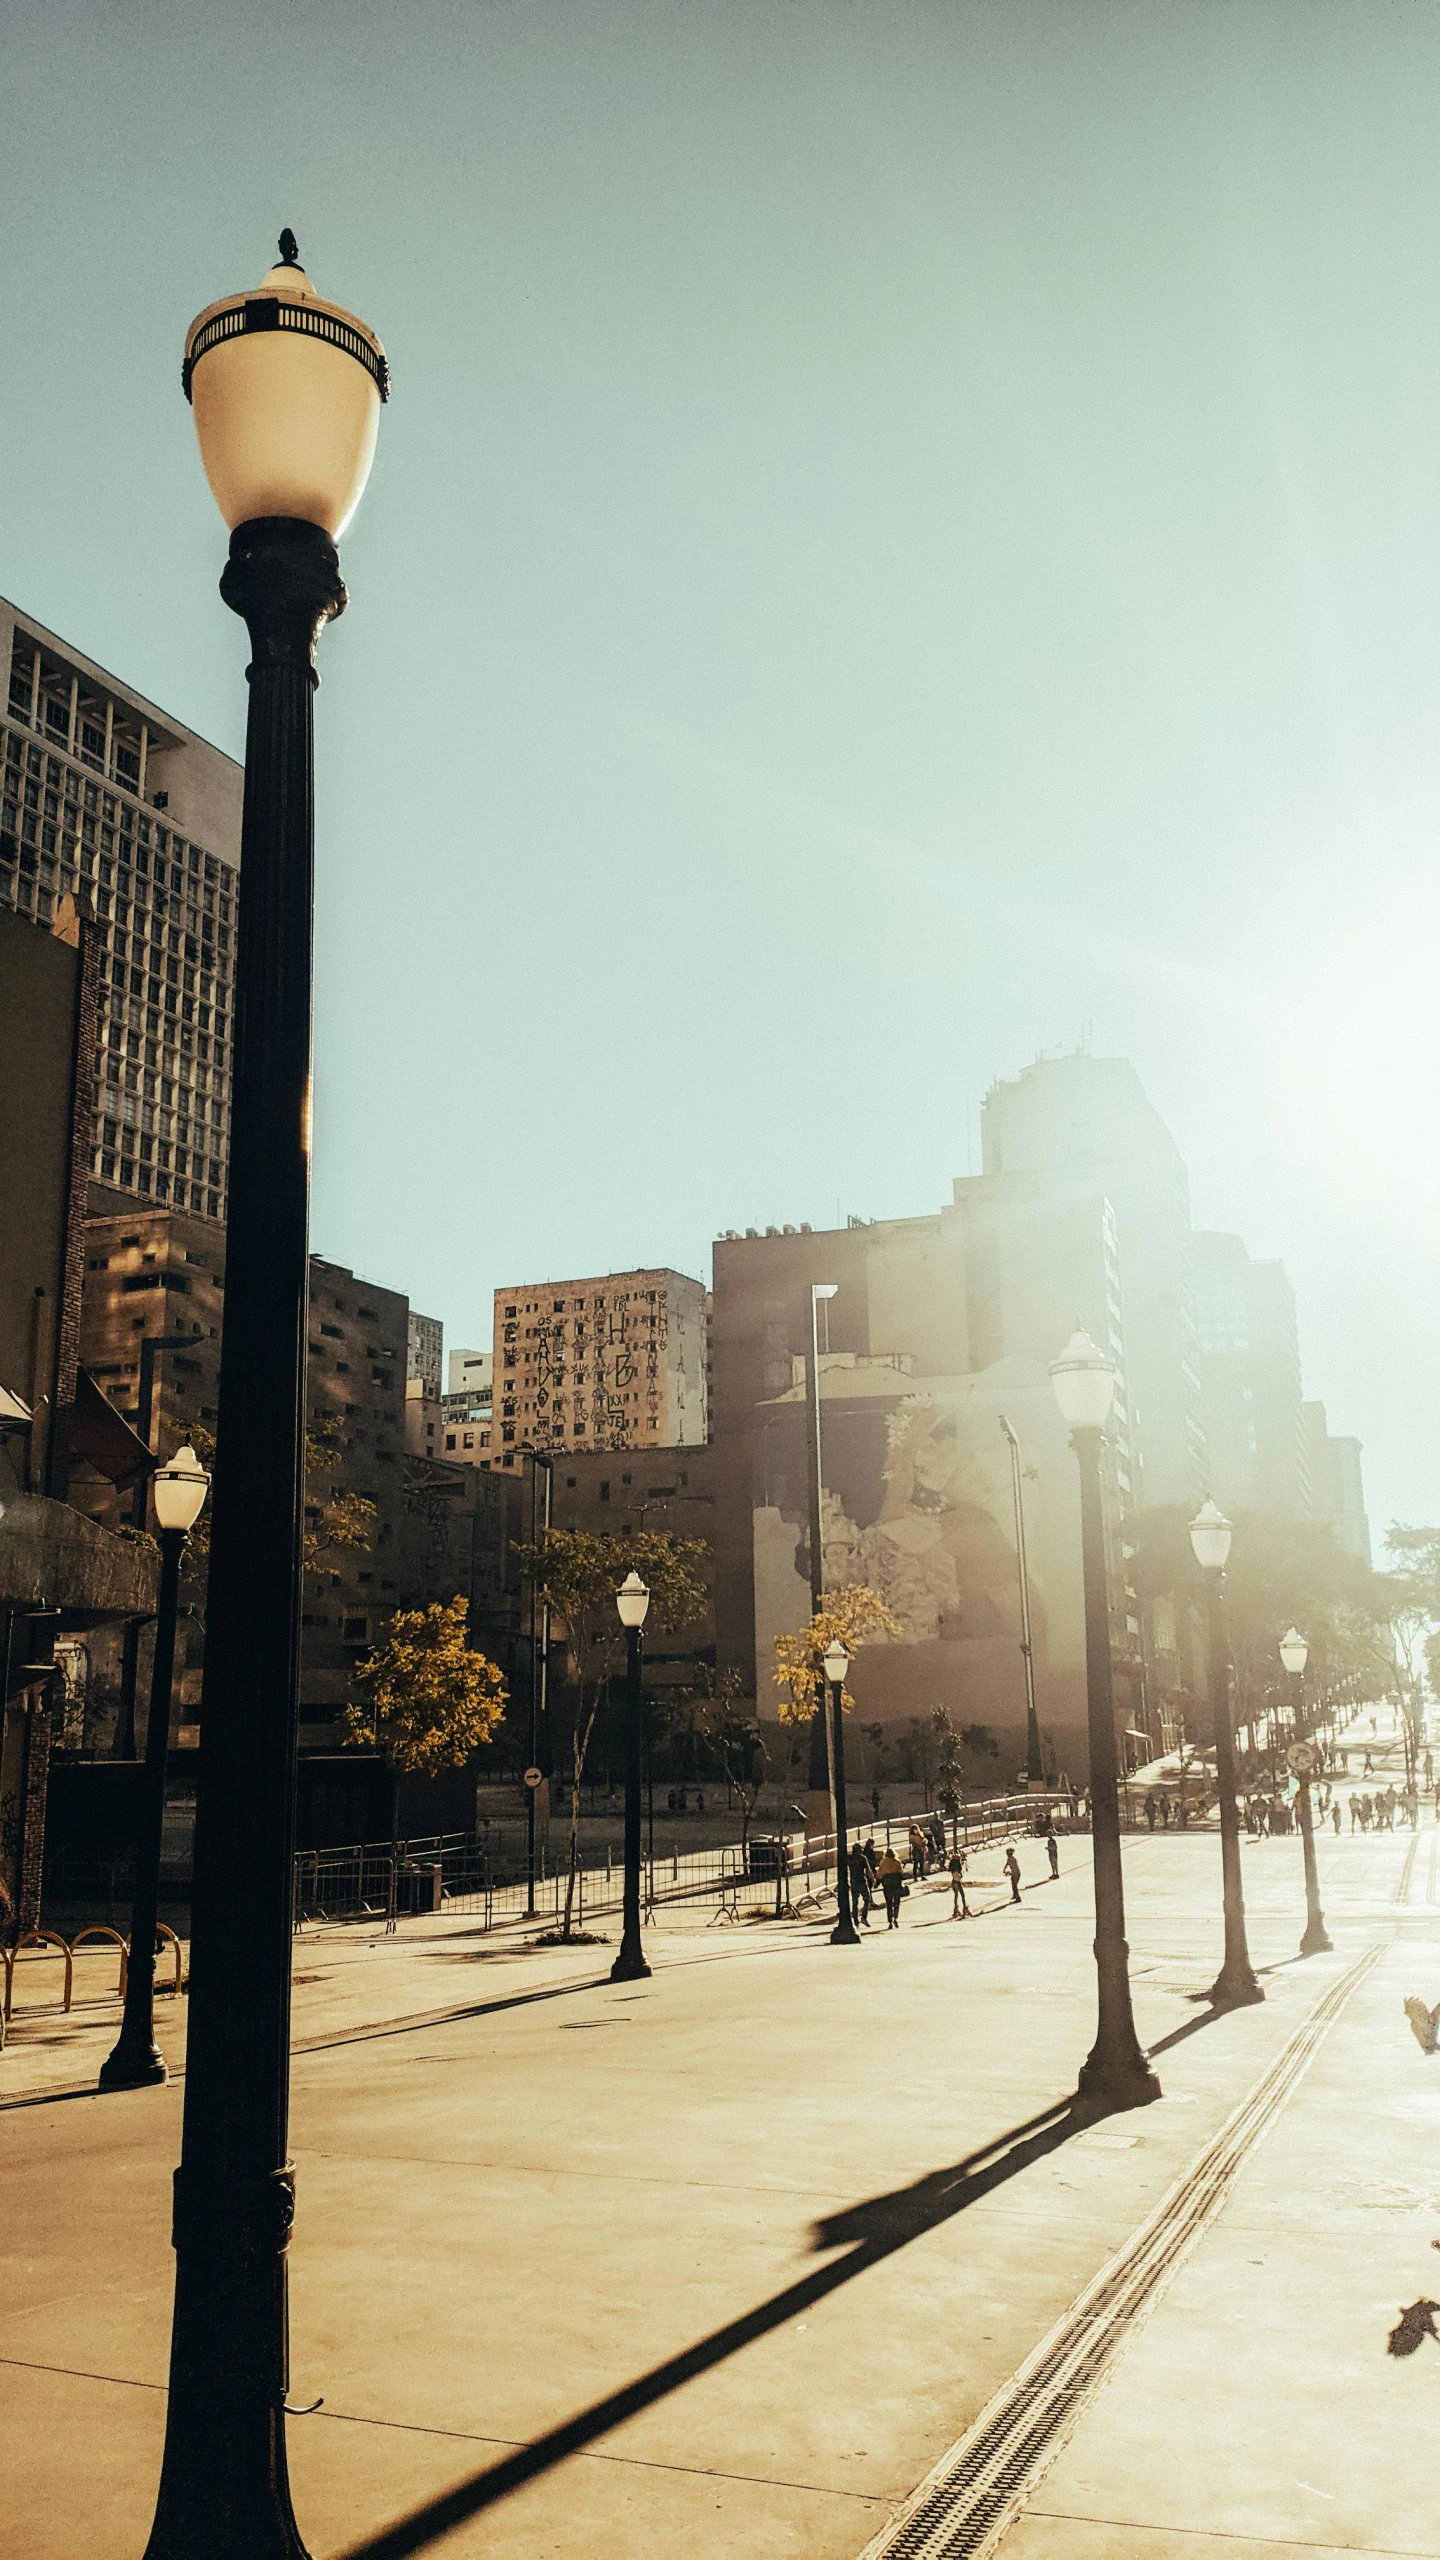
[{"x1": 68, "y1": 1368, "x2": 159, "y2": 1490}]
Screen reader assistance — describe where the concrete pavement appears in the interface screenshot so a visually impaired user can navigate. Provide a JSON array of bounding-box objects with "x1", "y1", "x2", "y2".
[{"x1": 2, "y1": 1818, "x2": 1433, "y2": 2559}]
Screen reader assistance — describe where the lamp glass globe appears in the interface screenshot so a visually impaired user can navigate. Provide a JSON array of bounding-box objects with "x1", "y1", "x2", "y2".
[
  {"x1": 1049, "y1": 1328, "x2": 1116, "y2": 1431},
  {"x1": 1189, "y1": 1499, "x2": 1233, "y2": 1572},
  {"x1": 615, "y1": 1570, "x2": 651, "y2": 1630},
  {"x1": 823, "y1": 1641, "x2": 850, "y2": 1685},
  {"x1": 1279, "y1": 1627, "x2": 1309, "y2": 1677},
  {"x1": 153, "y1": 1442, "x2": 210, "y2": 1534},
  {"x1": 184, "y1": 246, "x2": 385, "y2": 537}
]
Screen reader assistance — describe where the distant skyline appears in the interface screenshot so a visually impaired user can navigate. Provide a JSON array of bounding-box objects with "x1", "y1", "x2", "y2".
[{"x1": 2, "y1": 1, "x2": 1436, "y2": 1538}]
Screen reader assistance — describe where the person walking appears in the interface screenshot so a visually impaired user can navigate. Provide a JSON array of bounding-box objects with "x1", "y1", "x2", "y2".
[
  {"x1": 1348, "y1": 1792, "x2": 1361, "y2": 1832},
  {"x1": 948, "y1": 1846, "x2": 969, "y2": 1919},
  {"x1": 929, "y1": 1812, "x2": 946, "y2": 1868},
  {"x1": 848, "y1": 1838, "x2": 873, "y2": 1927},
  {"x1": 863, "y1": 1835, "x2": 881, "y2": 1895},
  {"x1": 1144, "y1": 1790, "x2": 1158, "y2": 1832},
  {"x1": 1331, "y1": 1799, "x2": 1341, "y2": 1835},
  {"x1": 1004, "y1": 1843, "x2": 1022, "y2": 1904},
  {"x1": 878, "y1": 1845, "x2": 905, "y2": 1928},
  {"x1": 1044, "y1": 1817, "x2": 1059, "y2": 1881},
  {"x1": 908, "y1": 1822, "x2": 927, "y2": 1882}
]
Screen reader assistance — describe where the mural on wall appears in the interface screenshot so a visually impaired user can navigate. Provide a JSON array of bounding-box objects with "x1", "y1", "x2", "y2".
[{"x1": 753, "y1": 1358, "x2": 1080, "y2": 1741}]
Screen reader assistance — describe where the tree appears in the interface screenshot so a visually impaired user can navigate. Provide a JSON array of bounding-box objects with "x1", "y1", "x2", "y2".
[
  {"x1": 344, "y1": 1595, "x2": 507, "y2": 1856},
  {"x1": 518, "y1": 1527, "x2": 710, "y2": 1941},
  {"x1": 181, "y1": 1416, "x2": 377, "y2": 1578},
  {"x1": 686, "y1": 1663, "x2": 768, "y2": 1850},
  {"x1": 930, "y1": 1706, "x2": 965, "y2": 1817},
  {"x1": 772, "y1": 1586, "x2": 901, "y2": 1727}
]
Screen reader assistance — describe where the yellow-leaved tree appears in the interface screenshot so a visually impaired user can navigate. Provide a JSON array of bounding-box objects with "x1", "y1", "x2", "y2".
[
  {"x1": 773, "y1": 1585, "x2": 901, "y2": 1726},
  {"x1": 345, "y1": 1595, "x2": 507, "y2": 1851}
]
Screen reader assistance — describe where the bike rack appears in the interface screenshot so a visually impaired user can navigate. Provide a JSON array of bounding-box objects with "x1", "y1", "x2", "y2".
[
  {"x1": 5, "y1": 1931, "x2": 74, "y2": 2019},
  {"x1": 71, "y1": 1925, "x2": 129, "y2": 2001}
]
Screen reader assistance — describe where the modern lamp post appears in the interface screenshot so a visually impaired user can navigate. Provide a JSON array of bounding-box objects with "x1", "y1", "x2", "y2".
[
  {"x1": 1000, "y1": 1414, "x2": 1043, "y2": 1784},
  {"x1": 612, "y1": 1571, "x2": 652, "y2": 1983},
  {"x1": 1188, "y1": 1499, "x2": 1262, "y2": 2009},
  {"x1": 804, "y1": 1282, "x2": 839, "y2": 1825},
  {"x1": 1050, "y1": 1328, "x2": 1161, "y2": 2119},
  {"x1": 823, "y1": 1639, "x2": 860, "y2": 1946},
  {"x1": 100, "y1": 1443, "x2": 210, "y2": 2091},
  {"x1": 1280, "y1": 1627, "x2": 1332, "y2": 1956},
  {"x1": 144, "y1": 234, "x2": 387, "y2": 2560}
]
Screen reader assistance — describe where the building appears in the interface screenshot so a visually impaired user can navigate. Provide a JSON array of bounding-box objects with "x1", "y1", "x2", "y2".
[
  {"x1": 708, "y1": 1179, "x2": 1144, "y2": 1773},
  {"x1": 407, "y1": 1310, "x2": 442, "y2": 1396},
  {"x1": 0, "y1": 895, "x2": 156, "y2": 1929},
  {"x1": 489, "y1": 1268, "x2": 708, "y2": 1466},
  {"x1": 1192, "y1": 1232, "x2": 1309, "y2": 1517},
  {"x1": 980, "y1": 1052, "x2": 1208, "y2": 1508},
  {"x1": 1303, "y1": 1402, "x2": 1372, "y2": 1565},
  {"x1": 1, "y1": 598, "x2": 243, "y2": 1222},
  {"x1": 440, "y1": 1347, "x2": 493, "y2": 1465},
  {"x1": 546, "y1": 1445, "x2": 718, "y2": 1714}
]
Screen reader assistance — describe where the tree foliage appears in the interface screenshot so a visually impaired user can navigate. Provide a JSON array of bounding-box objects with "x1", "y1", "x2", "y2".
[
  {"x1": 345, "y1": 1594, "x2": 507, "y2": 1774},
  {"x1": 773, "y1": 1585, "x2": 902, "y2": 1724},
  {"x1": 181, "y1": 1416, "x2": 377, "y2": 1577},
  {"x1": 685, "y1": 1662, "x2": 768, "y2": 1843}
]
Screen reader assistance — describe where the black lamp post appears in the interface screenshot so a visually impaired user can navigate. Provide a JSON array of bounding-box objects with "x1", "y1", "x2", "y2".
[
  {"x1": 823, "y1": 1639, "x2": 860, "y2": 1946},
  {"x1": 1189, "y1": 1499, "x2": 1262, "y2": 2010},
  {"x1": 143, "y1": 235, "x2": 387, "y2": 2560},
  {"x1": 1000, "y1": 1413, "x2": 1043, "y2": 1784},
  {"x1": 804, "y1": 1282, "x2": 838, "y2": 1822},
  {"x1": 100, "y1": 1443, "x2": 210, "y2": 2090},
  {"x1": 1050, "y1": 1329, "x2": 1161, "y2": 2120},
  {"x1": 611, "y1": 1571, "x2": 652, "y2": 1983},
  {"x1": 1281, "y1": 1628, "x2": 1332, "y2": 1956}
]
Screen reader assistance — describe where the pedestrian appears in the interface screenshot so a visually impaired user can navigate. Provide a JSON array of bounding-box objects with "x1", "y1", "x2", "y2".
[
  {"x1": 948, "y1": 1847, "x2": 969, "y2": 1919},
  {"x1": 1331, "y1": 1800, "x2": 1341, "y2": 1835},
  {"x1": 870, "y1": 1785, "x2": 881, "y2": 1821},
  {"x1": 1364, "y1": 1751, "x2": 1374, "y2": 1776},
  {"x1": 1144, "y1": 1790, "x2": 1158, "y2": 1832},
  {"x1": 848, "y1": 1838, "x2": 872, "y2": 1927},
  {"x1": 1160, "y1": 1792, "x2": 1171, "y2": 1829},
  {"x1": 929, "y1": 1813, "x2": 946, "y2": 1867},
  {"x1": 1405, "y1": 1787, "x2": 1420, "y2": 1830},
  {"x1": 863, "y1": 1835, "x2": 881, "y2": 1892},
  {"x1": 1348, "y1": 1793, "x2": 1361, "y2": 1833},
  {"x1": 878, "y1": 1845, "x2": 905, "y2": 1928},
  {"x1": 1426, "y1": 1751, "x2": 1434, "y2": 1787},
  {"x1": 1360, "y1": 1794, "x2": 1373, "y2": 1831},
  {"x1": 1004, "y1": 1843, "x2": 1022, "y2": 1904},
  {"x1": 908, "y1": 1822, "x2": 927, "y2": 1881},
  {"x1": 1044, "y1": 1818, "x2": 1059, "y2": 1881}
]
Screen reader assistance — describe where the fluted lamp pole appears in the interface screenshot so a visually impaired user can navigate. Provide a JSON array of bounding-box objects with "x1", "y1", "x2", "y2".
[
  {"x1": 1281, "y1": 1627, "x2": 1333, "y2": 1957},
  {"x1": 1050, "y1": 1329, "x2": 1160, "y2": 2119},
  {"x1": 612, "y1": 1571, "x2": 652, "y2": 1983},
  {"x1": 144, "y1": 233, "x2": 387, "y2": 2560},
  {"x1": 823, "y1": 1639, "x2": 860, "y2": 1946},
  {"x1": 1189, "y1": 1500, "x2": 1262, "y2": 2010},
  {"x1": 100, "y1": 1443, "x2": 210, "y2": 2090}
]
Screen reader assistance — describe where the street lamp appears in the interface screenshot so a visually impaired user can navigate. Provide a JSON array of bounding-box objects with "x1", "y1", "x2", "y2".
[
  {"x1": 612, "y1": 1572, "x2": 652, "y2": 1983},
  {"x1": 999, "y1": 1414, "x2": 1042, "y2": 1784},
  {"x1": 823, "y1": 1638, "x2": 860, "y2": 1946},
  {"x1": 1188, "y1": 1500, "x2": 1262, "y2": 2010},
  {"x1": 1280, "y1": 1627, "x2": 1332, "y2": 1957},
  {"x1": 805, "y1": 1283, "x2": 839, "y2": 1825},
  {"x1": 1050, "y1": 1329, "x2": 1161, "y2": 2118},
  {"x1": 145, "y1": 235, "x2": 387, "y2": 2560},
  {"x1": 100, "y1": 1444, "x2": 210, "y2": 2090}
]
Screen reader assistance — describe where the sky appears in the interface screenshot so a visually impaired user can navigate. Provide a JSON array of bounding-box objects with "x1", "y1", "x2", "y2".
[{"x1": 2, "y1": 0, "x2": 1438, "y2": 1538}]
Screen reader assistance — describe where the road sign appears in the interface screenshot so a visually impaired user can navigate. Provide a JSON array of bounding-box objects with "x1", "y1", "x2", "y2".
[
  {"x1": 523, "y1": 1766, "x2": 544, "y2": 1789},
  {"x1": 1287, "y1": 1743, "x2": 1317, "y2": 1777}
]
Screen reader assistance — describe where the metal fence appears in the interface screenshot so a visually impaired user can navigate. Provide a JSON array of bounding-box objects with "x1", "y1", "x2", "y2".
[{"x1": 291, "y1": 1792, "x2": 1075, "y2": 1933}]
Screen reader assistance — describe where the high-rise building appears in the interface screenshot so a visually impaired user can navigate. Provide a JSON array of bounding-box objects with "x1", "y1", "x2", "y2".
[
  {"x1": 1192, "y1": 1232, "x2": 1308, "y2": 1516},
  {"x1": 980, "y1": 1052, "x2": 1208, "y2": 1508},
  {"x1": 1302, "y1": 1402, "x2": 1372, "y2": 1566},
  {"x1": 489, "y1": 1268, "x2": 707, "y2": 1467},
  {"x1": 442, "y1": 1349, "x2": 493, "y2": 1465},
  {"x1": 404, "y1": 1309, "x2": 444, "y2": 1460},
  {"x1": 0, "y1": 599, "x2": 243, "y2": 1222}
]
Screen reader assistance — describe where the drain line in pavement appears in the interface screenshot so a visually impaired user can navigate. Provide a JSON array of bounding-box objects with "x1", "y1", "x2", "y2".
[{"x1": 857, "y1": 1940, "x2": 1384, "y2": 2560}]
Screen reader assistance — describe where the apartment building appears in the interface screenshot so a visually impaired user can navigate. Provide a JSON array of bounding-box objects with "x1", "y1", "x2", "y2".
[
  {"x1": 441, "y1": 1348, "x2": 493, "y2": 1465},
  {"x1": 1192, "y1": 1232, "x2": 1309, "y2": 1517},
  {"x1": 489, "y1": 1268, "x2": 707, "y2": 1467},
  {"x1": 0, "y1": 599, "x2": 242, "y2": 1223}
]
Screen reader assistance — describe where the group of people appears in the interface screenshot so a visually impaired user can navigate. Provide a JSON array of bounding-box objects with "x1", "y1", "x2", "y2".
[
  {"x1": 846, "y1": 1818, "x2": 1059, "y2": 1929},
  {"x1": 1345, "y1": 1785, "x2": 1422, "y2": 1832}
]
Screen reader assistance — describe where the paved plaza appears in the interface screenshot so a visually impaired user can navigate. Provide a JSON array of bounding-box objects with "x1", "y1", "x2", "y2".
[{"x1": 5, "y1": 1808, "x2": 1440, "y2": 2558}]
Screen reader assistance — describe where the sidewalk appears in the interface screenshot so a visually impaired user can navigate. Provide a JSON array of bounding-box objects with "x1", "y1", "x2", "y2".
[{"x1": 3, "y1": 1824, "x2": 1430, "y2": 2559}]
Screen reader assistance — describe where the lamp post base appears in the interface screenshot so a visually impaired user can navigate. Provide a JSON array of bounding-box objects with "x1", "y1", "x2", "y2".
[
  {"x1": 1300, "y1": 1916, "x2": 1333, "y2": 1957},
  {"x1": 829, "y1": 1915, "x2": 861, "y2": 1946},
  {"x1": 1209, "y1": 1961, "x2": 1264, "y2": 2011},
  {"x1": 610, "y1": 1942, "x2": 651, "y2": 1984},
  {"x1": 1072, "y1": 2048, "x2": 1162, "y2": 2124},
  {"x1": 99, "y1": 2037, "x2": 168, "y2": 2091}
]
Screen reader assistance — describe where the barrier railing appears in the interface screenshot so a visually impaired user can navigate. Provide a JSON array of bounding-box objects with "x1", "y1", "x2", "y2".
[{"x1": 2, "y1": 1922, "x2": 184, "y2": 2023}]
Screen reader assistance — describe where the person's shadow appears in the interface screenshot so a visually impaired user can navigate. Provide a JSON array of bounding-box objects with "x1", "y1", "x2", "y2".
[{"x1": 1387, "y1": 2300, "x2": 1440, "y2": 2357}]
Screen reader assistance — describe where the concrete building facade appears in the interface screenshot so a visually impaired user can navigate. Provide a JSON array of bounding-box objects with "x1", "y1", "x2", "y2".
[
  {"x1": 1193, "y1": 1232, "x2": 1309, "y2": 1518},
  {"x1": 1303, "y1": 1401, "x2": 1372, "y2": 1566},
  {"x1": 489, "y1": 1268, "x2": 707, "y2": 1467},
  {"x1": 1, "y1": 599, "x2": 242, "y2": 1224}
]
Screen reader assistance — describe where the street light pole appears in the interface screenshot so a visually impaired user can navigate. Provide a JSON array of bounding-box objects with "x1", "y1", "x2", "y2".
[
  {"x1": 523, "y1": 1447, "x2": 553, "y2": 1918},
  {"x1": 824, "y1": 1641, "x2": 860, "y2": 1945},
  {"x1": 1189, "y1": 1501, "x2": 1262, "y2": 2010},
  {"x1": 1050, "y1": 1331, "x2": 1160, "y2": 2121},
  {"x1": 1000, "y1": 1414, "x2": 1042, "y2": 1784},
  {"x1": 114, "y1": 1332, "x2": 197, "y2": 1760},
  {"x1": 145, "y1": 235, "x2": 386, "y2": 2560},
  {"x1": 1281, "y1": 1629, "x2": 1332, "y2": 1957},
  {"x1": 612, "y1": 1572, "x2": 652, "y2": 1982},
  {"x1": 101, "y1": 1446, "x2": 210, "y2": 2089},
  {"x1": 804, "y1": 1283, "x2": 839, "y2": 1822}
]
